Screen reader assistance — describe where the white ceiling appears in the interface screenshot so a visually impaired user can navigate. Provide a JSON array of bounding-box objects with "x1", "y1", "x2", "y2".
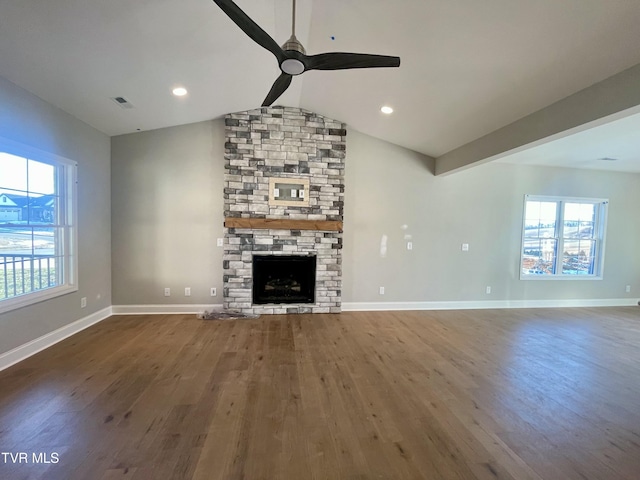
[{"x1": 1, "y1": 0, "x2": 640, "y2": 170}]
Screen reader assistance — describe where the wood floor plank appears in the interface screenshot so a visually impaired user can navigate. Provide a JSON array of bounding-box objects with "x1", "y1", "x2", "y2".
[{"x1": 1, "y1": 307, "x2": 640, "y2": 479}]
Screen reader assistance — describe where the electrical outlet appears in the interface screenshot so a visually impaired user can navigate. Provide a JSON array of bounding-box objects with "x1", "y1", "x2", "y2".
[
  {"x1": 217, "y1": 238, "x2": 224, "y2": 247},
  {"x1": 462, "y1": 243, "x2": 469, "y2": 251},
  {"x1": 379, "y1": 286, "x2": 385, "y2": 295},
  {"x1": 486, "y1": 286, "x2": 492, "y2": 294},
  {"x1": 80, "y1": 297, "x2": 87, "y2": 308},
  {"x1": 626, "y1": 285, "x2": 631, "y2": 293},
  {"x1": 185, "y1": 287, "x2": 191, "y2": 297},
  {"x1": 164, "y1": 288, "x2": 171, "y2": 297},
  {"x1": 210, "y1": 287, "x2": 217, "y2": 297}
]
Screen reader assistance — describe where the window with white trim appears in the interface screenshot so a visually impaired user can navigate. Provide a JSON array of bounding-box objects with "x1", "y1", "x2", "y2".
[
  {"x1": 521, "y1": 195, "x2": 608, "y2": 279},
  {"x1": 0, "y1": 140, "x2": 77, "y2": 313}
]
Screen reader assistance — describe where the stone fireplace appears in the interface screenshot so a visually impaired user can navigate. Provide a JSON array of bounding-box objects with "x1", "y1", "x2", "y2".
[{"x1": 222, "y1": 106, "x2": 345, "y2": 314}]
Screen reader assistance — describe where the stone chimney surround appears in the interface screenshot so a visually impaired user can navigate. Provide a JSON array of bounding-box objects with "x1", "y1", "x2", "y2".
[{"x1": 223, "y1": 106, "x2": 346, "y2": 314}]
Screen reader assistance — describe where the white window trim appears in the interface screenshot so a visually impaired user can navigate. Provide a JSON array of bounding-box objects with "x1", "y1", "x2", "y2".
[
  {"x1": 520, "y1": 194, "x2": 608, "y2": 281},
  {"x1": 0, "y1": 137, "x2": 78, "y2": 314}
]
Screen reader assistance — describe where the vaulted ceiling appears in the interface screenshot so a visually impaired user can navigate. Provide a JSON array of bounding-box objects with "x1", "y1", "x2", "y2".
[{"x1": 1, "y1": 0, "x2": 640, "y2": 172}]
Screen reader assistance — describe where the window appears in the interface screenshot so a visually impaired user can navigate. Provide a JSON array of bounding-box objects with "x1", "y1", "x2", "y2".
[
  {"x1": 521, "y1": 195, "x2": 608, "y2": 279},
  {"x1": 0, "y1": 139, "x2": 77, "y2": 313}
]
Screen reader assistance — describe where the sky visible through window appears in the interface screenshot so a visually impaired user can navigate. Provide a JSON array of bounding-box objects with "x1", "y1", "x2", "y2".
[
  {"x1": 0, "y1": 152, "x2": 54, "y2": 196},
  {"x1": 525, "y1": 201, "x2": 556, "y2": 226},
  {"x1": 564, "y1": 202, "x2": 595, "y2": 222}
]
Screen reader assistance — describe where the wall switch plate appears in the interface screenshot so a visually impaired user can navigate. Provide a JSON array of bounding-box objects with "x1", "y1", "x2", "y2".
[
  {"x1": 486, "y1": 286, "x2": 492, "y2": 294},
  {"x1": 217, "y1": 238, "x2": 223, "y2": 247},
  {"x1": 185, "y1": 287, "x2": 191, "y2": 297},
  {"x1": 626, "y1": 285, "x2": 631, "y2": 293},
  {"x1": 379, "y1": 286, "x2": 385, "y2": 295},
  {"x1": 210, "y1": 287, "x2": 217, "y2": 297},
  {"x1": 80, "y1": 297, "x2": 87, "y2": 308},
  {"x1": 462, "y1": 243, "x2": 469, "y2": 251},
  {"x1": 164, "y1": 288, "x2": 171, "y2": 297},
  {"x1": 407, "y1": 242, "x2": 413, "y2": 250}
]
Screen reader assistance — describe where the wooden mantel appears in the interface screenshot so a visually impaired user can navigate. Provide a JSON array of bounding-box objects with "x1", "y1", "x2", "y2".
[{"x1": 224, "y1": 217, "x2": 343, "y2": 232}]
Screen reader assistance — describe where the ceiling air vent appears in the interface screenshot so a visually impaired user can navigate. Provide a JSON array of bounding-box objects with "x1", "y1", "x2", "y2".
[{"x1": 111, "y1": 96, "x2": 134, "y2": 109}]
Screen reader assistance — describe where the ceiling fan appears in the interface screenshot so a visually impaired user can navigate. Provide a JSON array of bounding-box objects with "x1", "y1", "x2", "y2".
[{"x1": 212, "y1": 0, "x2": 401, "y2": 106}]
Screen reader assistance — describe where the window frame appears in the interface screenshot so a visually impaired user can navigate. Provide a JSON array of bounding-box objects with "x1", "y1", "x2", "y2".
[
  {"x1": 520, "y1": 194, "x2": 608, "y2": 281},
  {"x1": 0, "y1": 137, "x2": 78, "y2": 314}
]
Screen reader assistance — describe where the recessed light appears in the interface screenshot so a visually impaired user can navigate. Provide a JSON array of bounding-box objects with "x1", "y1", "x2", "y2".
[
  {"x1": 380, "y1": 106, "x2": 394, "y2": 114},
  {"x1": 172, "y1": 87, "x2": 188, "y2": 97}
]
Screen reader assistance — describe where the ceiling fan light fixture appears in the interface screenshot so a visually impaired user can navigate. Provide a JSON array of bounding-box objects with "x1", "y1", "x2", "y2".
[
  {"x1": 381, "y1": 106, "x2": 394, "y2": 114},
  {"x1": 281, "y1": 59, "x2": 305, "y2": 75}
]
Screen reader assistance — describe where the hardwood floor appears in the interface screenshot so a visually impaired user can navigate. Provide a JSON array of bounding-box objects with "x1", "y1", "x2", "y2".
[{"x1": 1, "y1": 307, "x2": 640, "y2": 479}]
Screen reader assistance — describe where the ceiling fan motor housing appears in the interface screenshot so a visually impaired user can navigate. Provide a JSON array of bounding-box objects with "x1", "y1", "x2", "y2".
[{"x1": 281, "y1": 34, "x2": 306, "y2": 54}]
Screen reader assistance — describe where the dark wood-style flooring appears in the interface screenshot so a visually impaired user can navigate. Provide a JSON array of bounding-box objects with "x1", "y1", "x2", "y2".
[{"x1": 1, "y1": 307, "x2": 640, "y2": 479}]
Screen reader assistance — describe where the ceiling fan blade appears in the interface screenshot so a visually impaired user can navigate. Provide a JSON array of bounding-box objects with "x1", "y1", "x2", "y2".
[
  {"x1": 305, "y1": 52, "x2": 401, "y2": 71},
  {"x1": 262, "y1": 73, "x2": 293, "y2": 106},
  {"x1": 213, "y1": 0, "x2": 285, "y2": 62}
]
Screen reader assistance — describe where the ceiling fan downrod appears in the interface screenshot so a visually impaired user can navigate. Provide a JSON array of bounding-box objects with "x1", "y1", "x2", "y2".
[{"x1": 281, "y1": 0, "x2": 305, "y2": 55}]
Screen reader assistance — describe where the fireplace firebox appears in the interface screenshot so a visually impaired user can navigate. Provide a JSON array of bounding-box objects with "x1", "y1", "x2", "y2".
[{"x1": 252, "y1": 255, "x2": 316, "y2": 305}]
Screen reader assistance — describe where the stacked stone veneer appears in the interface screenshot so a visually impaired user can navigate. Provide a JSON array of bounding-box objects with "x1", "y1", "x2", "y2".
[{"x1": 223, "y1": 106, "x2": 345, "y2": 314}]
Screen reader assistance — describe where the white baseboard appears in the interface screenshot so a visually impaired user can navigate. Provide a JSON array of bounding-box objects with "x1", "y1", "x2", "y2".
[
  {"x1": 111, "y1": 304, "x2": 223, "y2": 315},
  {"x1": 341, "y1": 298, "x2": 639, "y2": 311},
  {"x1": 0, "y1": 306, "x2": 113, "y2": 372}
]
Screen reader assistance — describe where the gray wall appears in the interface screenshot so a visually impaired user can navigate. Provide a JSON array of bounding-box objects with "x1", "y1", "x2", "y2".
[
  {"x1": 111, "y1": 121, "x2": 225, "y2": 306},
  {"x1": 343, "y1": 129, "x2": 640, "y2": 304},
  {"x1": 0, "y1": 76, "x2": 111, "y2": 355},
  {"x1": 112, "y1": 119, "x2": 640, "y2": 308}
]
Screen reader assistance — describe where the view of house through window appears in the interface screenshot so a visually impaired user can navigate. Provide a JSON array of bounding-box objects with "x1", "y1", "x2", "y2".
[
  {"x1": 0, "y1": 147, "x2": 76, "y2": 311},
  {"x1": 521, "y1": 195, "x2": 608, "y2": 278}
]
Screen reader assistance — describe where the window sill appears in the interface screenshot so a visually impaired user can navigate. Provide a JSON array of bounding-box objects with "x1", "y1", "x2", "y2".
[
  {"x1": 0, "y1": 285, "x2": 78, "y2": 315},
  {"x1": 520, "y1": 275, "x2": 603, "y2": 281}
]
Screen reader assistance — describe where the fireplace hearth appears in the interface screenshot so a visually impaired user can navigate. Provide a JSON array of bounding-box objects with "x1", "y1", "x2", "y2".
[{"x1": 253, "y1": 255, "x2": 316, "y2": 305}]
